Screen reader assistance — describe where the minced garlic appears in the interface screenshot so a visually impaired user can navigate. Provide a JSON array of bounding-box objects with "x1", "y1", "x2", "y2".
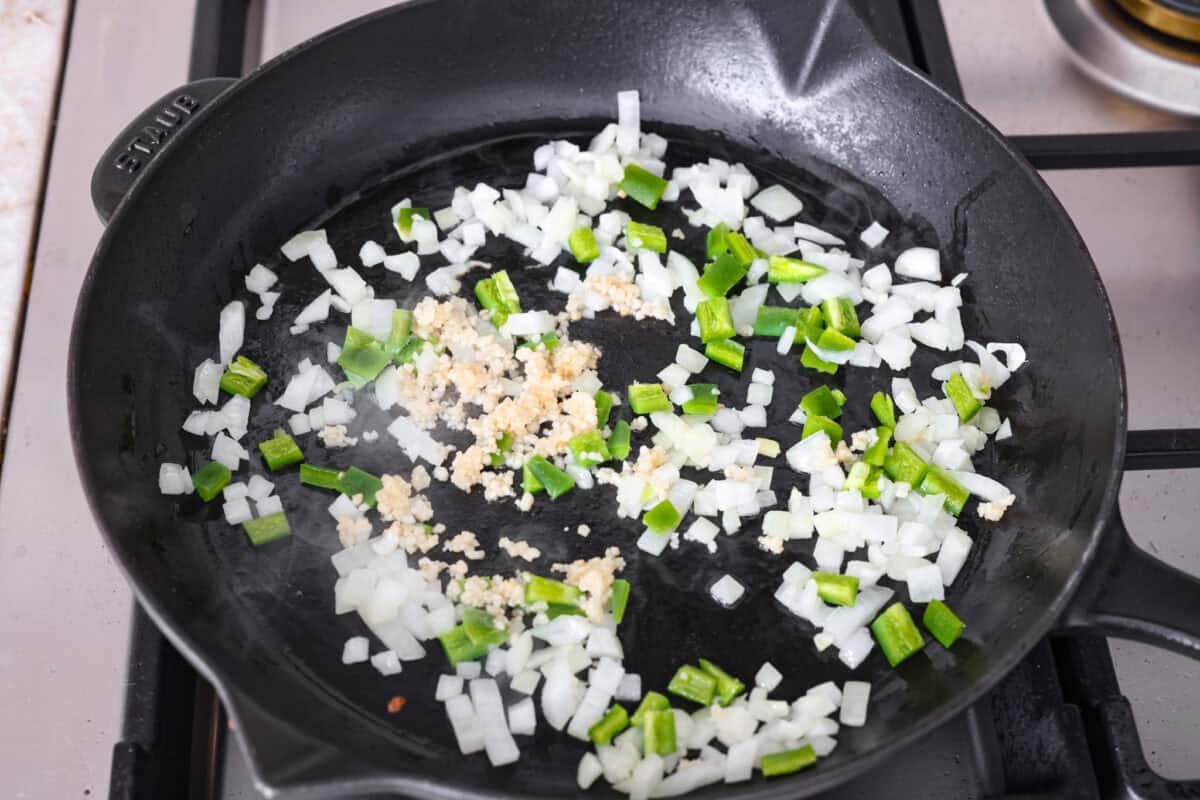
[
  {"x1": 498, "y1": 536, "x2": 541, "y2": 562},
  {"x1": 977, "y1": 493, "x2": 1016, "y2": 521}
]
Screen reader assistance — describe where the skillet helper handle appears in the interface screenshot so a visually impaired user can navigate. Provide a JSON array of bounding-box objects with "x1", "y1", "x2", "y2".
[
  {"x1": 222, "y1": 685, "x2": 373, "y2": 794},
  {"x1": 90, "y1": 77, "x2": 237, "y2": 224},
  {"x1": 1062, "y1": 509, "x2": 1200, "y2": 659}
]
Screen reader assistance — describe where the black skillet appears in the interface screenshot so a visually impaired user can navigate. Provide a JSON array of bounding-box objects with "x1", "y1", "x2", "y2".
[{"x1": 70, "y1": 0, "x2": 1200, "y2": 797}]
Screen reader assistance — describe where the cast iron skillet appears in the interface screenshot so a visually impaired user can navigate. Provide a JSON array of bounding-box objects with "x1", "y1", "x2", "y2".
[{"x1": 70, "y1": 1, "x2": 1200, "y2": 797}]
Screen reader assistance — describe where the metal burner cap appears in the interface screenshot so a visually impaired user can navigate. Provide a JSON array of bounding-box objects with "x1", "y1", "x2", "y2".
[
  {"x1": 1116, "y1": 0, "x2": 1200, "y2": 43},
  {"x1": 1046, "y1": 0, "x2": 1200, "y2": 115}
]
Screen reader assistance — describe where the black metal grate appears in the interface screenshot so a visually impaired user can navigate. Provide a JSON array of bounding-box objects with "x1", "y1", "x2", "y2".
[{"x1": 106, "y1": 1, "x2": 1200, "y2": 798}]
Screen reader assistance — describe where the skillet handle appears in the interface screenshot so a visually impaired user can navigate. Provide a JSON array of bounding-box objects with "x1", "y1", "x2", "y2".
[
  {"x1": 90, "y1": 77, "x2": 237, "y2": 224},
  {"x1": 222, "y1": 685, "x2": 376, "y2": 795},
  {"x1": 1059, "y1": 509, "x2": 1200, "y2": 659}
]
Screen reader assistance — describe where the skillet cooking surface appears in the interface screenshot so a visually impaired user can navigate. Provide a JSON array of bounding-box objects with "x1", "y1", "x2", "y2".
[{"x1": 69, "y1": 1, "x2": 1124, "y2": 795}]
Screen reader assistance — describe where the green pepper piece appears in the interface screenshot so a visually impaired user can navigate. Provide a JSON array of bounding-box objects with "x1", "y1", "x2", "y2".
[
  {"x1": 569, "y1": 226, "x2": 600, "y2": 263},
  {"x1": 610, "y1": 579, "x2": 631, "y2": 624},
  {"x1": 801, "y1": 344, "x2": 838, "y2": 375},
  {"x1": 619, "y1": 164, "x2": 668, "y2": 209},
  {"x1": 705, "y1": 339, "x2": 745, "y2": 372},
  {"x1": 754, "y1": 306, "x2": 800, "y2": 337},
  {"x1": 568, "y1": 429, "x2": 611, "y2": 468},
  {"x1": 258, "y1": 429, "x2": 304, "y2": 471},
  {"x1": 681, "y1": 384, "x2": 719, "y2": 415},
  {"x1": 871, "y1": 603, "x2": 925, "y2": 667},
  {"x1": 219, "y1": 355, "x2": 268, "y2": 398},
  {"x1": 761, "y1": 746, "x2": 817, "y2": 777},
  {"x1": 800, "y1": 385, "x2": 843, "y2": 419},
  {"x1": 812, "y1": 571, "x2": 859, "y2": 606},
  {"x1": 630, "y1": 691, "x2": 670, "y2": 727},
  {"x1": 643, "y1": 709, "x2": 677, "y2": 756},
  {"x1": 802, "y1": 414, "x2": 843, "y2": 443},
  {"x1": 524, "y1": 574, "x2": 581, "y2": 606},
  {"x1": 625, "y1": 220, "x2": 668, "y2": 253},
  {"x1": 697, "y1": 659, "x2": 746, "y2": 706},
  {"x1": 667, "y1": 665, "x2": 718, "y2": 706},
  {"x1": 697, "y1": 253, "x2": 748, "y2": 298},
  {"x1": 438, "y1": 624, "x2": 490, "y2": 666},
  {"x1": 863, "y1": 427, "x2": 892, "y2": 467},
  {"x1": 697, "y1": 296, "x2": 736, "y2": 342},
  {"x1": 918, "y1": 464, "x2": 970, "y2": 515},
  {"x1": 643, "y1": 500, "x2": 682, "y2": 533},
  {"x1": 628, "y1": 383, "x2": 672, "y2": 415},
  {"x1": 462, "y1": 606, "x2": 509, "y2": 647},
  {"x1": 945, "y1": 372, "x2": 982, "y2": 422},
  {"x1": 883, "y1": 441, "x2": 928, "y2": 486},
  {"x1": 607, "y1": 419, "x2": 632, "y2": 460},
  {"x1": 923, "y1": 600, "x2": 966, "y2": 648},
  {"x1": 242, "y1": 512, "x2": 291, "y2": 546},
  {"x1": 192, "y1": 461, "x2": 232, "y2": 502},
  {"x1": 525, "y1": 456, "x2": 574, "y2": 500},
  {"x1": 706, "y1": 222, "x2": 730, "y2": 259},
  {"x1": 594, "y1": 390, "x2": 615, "y2": 428},
  {"x1": 768, "y1": 256, "x2": 826, "y2": 283},
  {"x1": 588, "y1": 705, "x2": 629, "y2": 746}
]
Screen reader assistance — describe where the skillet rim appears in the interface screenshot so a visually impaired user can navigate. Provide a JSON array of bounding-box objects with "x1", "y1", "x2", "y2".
[{"x1": 67, "y1": 1, "x2": 1128, "y2": 796}]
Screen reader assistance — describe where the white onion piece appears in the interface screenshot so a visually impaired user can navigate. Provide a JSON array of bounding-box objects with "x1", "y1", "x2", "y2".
[
  {"x1": 502, "y1": 311, "x2": 555, "y2": 337},
  {"x1": 616, "y1": 90, "x2": 640, "y2": 155},
  {"x1": 800, "y1": 272, "x2": 857, "y2": 306},
  {"x1": 890, "y1": 281, "x2": 940, "y2": 312},
  {"x1": 860, "y1": 221, "x2": 889, "y2": 248},
  {"x1": 749, "y1": 185, "x2": 803, "y2": 222},
  {"x1": 792, "y1": 222, "x2": 844, "y2": 246},
  {"x1": 192, "y1": 359, "x2": 222, "y2": 405},
  {"x1": 469, "y1": 678, "x2": 521, "y2": 766},
  {"x1": 294, "y1": 290, "x2": 332, "y2": 328},
  {"x1": 710, "y1": 574, "x2": 745, "y2": 607},
  {"x1": 281, "y1": 229, "x2": 326, "y2": 261},
  {"x1": 158, "y1": 463, "x2": 192, "y2": 495},
  {"x1": 723, "y1": 739, "x2": 757, "y2": 783},
  {"x1": 861, "y1": 297, "x2": 915, "y2": 343},
  {"x1": 996, "y1": 418, "x2": 1013, "y2": 441},
  {"x1": 966, "y1": 340, "x2": 1011, "y2": 388},
  {"x1": 435, "y1": 674, "x2": 464, "y2": 701},
  {"x1": 774, "y1": 324, "x2": 798, "y2": 356},
  {"x1": 836, "y1": 627, "x2": 875, "y2": 669},
  {"x1": 567, "y1": 657, "x2": 625, "y2": 740},
  {"x1": 875, "y1": 329, "x2": 916, "y2": 370},
  {"x1": 541, "y1": 657, "x2": 585, "y2": 731},
  {"x1": 508, "y1": 697, "x2": 537, "y2": 737},
  {"x1": 908, "y1": 319, "x2": 952, "y2": 351},
  {"x1": 937, "y1": 529, "x2": 973, "y2": 585},
  {"x1": 217, "y1": 301, "x2": 244, "y2": 366},
  {"x1": 906, "y1": 563, "x2": 945, "y2": 602},
  {"x1": 804, "y1": 337, "x2": 854, "y2": 366},
  {"x1": 370, "y1": 650, "x2": 403, "y2": 676},
  {"x1": 895, "y1": 246, "x2": 941, "y2": 281},
  {"x1": 211, "y1": 433, "x2": 246, "y2": 471},
  {"x1": 341, "y1": 636, "x2": 369, "y2": 664},
  {"x1": 950, "y1": 470, "x2": 1011, "y2": 501},
  {"x1": 387, "y1": 415, "x2": 447, "y2": 466},
  {"x1": 444, "y1": 693, "x2": 486, "y2": 755},
  {"x1": 987, "y1": 342, "x2": 1028, "y2": 372}
]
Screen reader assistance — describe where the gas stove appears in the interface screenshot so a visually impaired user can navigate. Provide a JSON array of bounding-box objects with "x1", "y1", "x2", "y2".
[{"x1": 3, "y1": 1, "x2": 1198, "y2": 798}]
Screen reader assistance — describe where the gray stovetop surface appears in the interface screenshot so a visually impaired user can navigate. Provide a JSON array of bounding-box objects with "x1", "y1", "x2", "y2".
[{"x1": 0, "y1": 1, "x2": 1196, "y2": 797}]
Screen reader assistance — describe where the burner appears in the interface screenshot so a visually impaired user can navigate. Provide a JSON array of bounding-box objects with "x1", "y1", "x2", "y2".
[
  {"x1": 1116, "y1": 0, "x2": 1200, "y2": 42},
  {"x1": 1045, "y1": 0, "x2": 1200, "y2": 115}
]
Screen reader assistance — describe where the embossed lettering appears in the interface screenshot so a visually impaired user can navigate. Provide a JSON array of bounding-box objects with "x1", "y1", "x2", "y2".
[
  {"x1": 114, "y1": 152, "x2": 142, "y2": 174},
  {"x1": 112, "y1": 93, "x2": 205, "y2": 175},
  {"x1": 173, "y1": 94, "x2": 200, "y2": 113},
  {"x1": 151, "y1": 107, "x2": 184, "y2": 128}
]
